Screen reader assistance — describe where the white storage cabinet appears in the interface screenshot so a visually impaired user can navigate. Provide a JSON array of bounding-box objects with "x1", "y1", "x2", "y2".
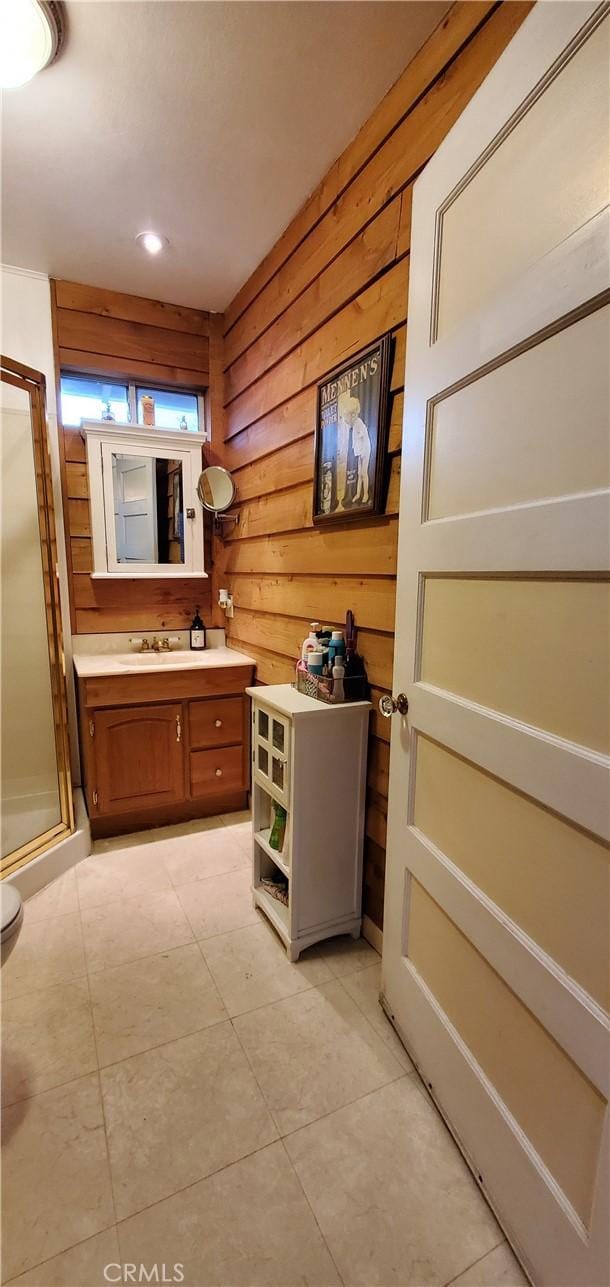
[{"x1": 246, "y1": 684, "x2": 371, "y2": 961}]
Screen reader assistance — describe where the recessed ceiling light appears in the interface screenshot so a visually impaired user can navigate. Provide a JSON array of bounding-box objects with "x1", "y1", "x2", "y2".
[
  {"x1": 0, "y1": 0, "x2": 63, "y2": 89},
  {"x1": 136, "y1": 231, "x2": 168, "y2": 256}
]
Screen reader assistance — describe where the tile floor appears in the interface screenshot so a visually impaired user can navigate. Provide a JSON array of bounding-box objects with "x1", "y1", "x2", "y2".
[{"x1": 1, "y1": 813, "x2": 528, "y2": 1287}]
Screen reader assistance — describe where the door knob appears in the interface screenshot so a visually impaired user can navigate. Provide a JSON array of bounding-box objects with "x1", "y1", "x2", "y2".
[{"x1": 379, "y1": 693, "x2": 409, "y2": 718}]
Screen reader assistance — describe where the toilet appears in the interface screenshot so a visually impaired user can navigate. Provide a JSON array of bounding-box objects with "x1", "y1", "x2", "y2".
[{"x1": 1, "y1": 884, "x2": 24, "y2": 964}]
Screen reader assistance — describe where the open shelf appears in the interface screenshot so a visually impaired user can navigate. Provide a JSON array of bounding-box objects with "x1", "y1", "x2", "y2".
[
  {"x1": 254, "y1": 882, "x2": 290, "y2": 940},
  {"x1": 254, "y1": 827, "x2": 289, "y2": 877}
]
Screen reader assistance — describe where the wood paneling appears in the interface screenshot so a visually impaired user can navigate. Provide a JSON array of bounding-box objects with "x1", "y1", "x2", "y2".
[
  {"x1": 225, "y1": 200, "x2": 402, "y2": 401},
  {"x1": 55, "y1": 280, "x2": 210, "y2": 335},
  {"x1": 58, "y1": 310, "x2": 208, "y2": 374},
  {"x1": 218, "y1": 1, "x2": 532, "y2": 929},
  {"x1": 226, "y1": 262, "x2": 409, "y2": 438},
  {"x1": 51, "y1": 279, "x2": 215, "y2": 634},
  {"x1": 57, "y1": 348, "x2": 208, "y2": 389}
]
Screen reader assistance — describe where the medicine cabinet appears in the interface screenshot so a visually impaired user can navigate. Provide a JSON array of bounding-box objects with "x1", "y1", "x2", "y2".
[{"x1": 83, "y1": 421, "x2": 207, "y2": 578}]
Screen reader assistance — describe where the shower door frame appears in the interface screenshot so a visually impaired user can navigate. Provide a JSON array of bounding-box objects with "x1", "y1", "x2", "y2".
[{"x1": 1, "y1": 354, "x2": 74, "y2": 875}]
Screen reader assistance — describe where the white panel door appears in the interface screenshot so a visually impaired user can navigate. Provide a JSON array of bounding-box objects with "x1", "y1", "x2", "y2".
[
  {"x1": 114, "y1": 455, "x2": 158, "y2": 563},
  {"x1": 381, "y1": 4, "x2": 609, "y2": 1284}
]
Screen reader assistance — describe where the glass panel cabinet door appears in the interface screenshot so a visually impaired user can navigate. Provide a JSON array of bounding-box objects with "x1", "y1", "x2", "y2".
[
  {"x1": 272, "y1": 717, "x2": 285, "y2": 754},
  {"x1": 253, "y1": 704, "x2": 290, "y2": 807}
]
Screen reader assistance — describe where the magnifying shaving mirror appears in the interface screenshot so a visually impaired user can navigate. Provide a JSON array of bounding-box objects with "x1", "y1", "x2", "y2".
[{"x1": 197, "y1": 465, "x2": 239, "y2": 532}]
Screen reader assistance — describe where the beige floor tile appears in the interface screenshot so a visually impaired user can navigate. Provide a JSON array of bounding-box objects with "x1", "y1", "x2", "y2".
[
  {"x1": 448, "y1": 1242, "x2": 529, "y2": 1286},
  {"x1": 200, "y1": 920, "x2": 332, "y2": 1017},
  {"x1": 90, "y1": 943, "x2": 227, "y2": 1066},
  {"x1": 24, "y1": 869, "x2": 79, "y2": 924},
  {"x1": 220, "y1": 810, "x2": 252, "y2": 827},
  {"x1": 4, "y1": 1228, "x2": 120, "y2": 1287},
  {"x1": 2, "y1": 913, "x2": 86, "y2": 1000},
  {"x1": 91, "y1": 815, "x2": 223, "y2": 855},
  {"x1": 76, "y1": 846, "x2": 172, "y2": 909},
  {"x1": 1, "y1": 1074, "x2": 115, "y2": 1281},
  {"x1": 2, "y1": 978, "x2": 97, "y2": 1106},
  {"x1": 219, "y1": 817, "x2": 253, "y2": 852},
  {"x1": 285, "y1": 1078, "x2": 502, "y2": 1286},
  {"x1": 175, "y1": 867, "x2": 259, "y2": 940},
  {"x1": 100, "y1": 1022, "x2": 278, "y2": 1219},
  {"x1": 322, "y1": 933, "x2": 380, "y2": 977},
  {"x1": 160, "y1": 826, "x2": 249, "y2": 886},
  {"x1": 340, "y1": 961, "x2": 414, "y2": 1072},
  {"x1": 81, "y1": 888, "x2": 194, "y2": 973},
  {"x1": 234, "y1": 979, "x2": 404, "y2": 1135},
  {"x1": 117, "y1": 1141, "x2": 340, "y2": 1287}
]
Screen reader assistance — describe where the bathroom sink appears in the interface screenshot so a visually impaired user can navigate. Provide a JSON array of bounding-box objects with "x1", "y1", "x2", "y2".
[{"x1": 118, "y1": 651, "x2": 207, "y2": 667}]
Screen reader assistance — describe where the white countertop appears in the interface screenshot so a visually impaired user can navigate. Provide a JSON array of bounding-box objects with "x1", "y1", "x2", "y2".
[
  {"x1": 74, "y1": 646, "x2": 256, "y2": 679},
  {"x1": 246, "y1": 683, "x2": 371, "y2": 717}
]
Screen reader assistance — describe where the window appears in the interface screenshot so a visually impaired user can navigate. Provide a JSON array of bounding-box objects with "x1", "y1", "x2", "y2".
[
  {"x1": 136, "y1": 387, "x2": 199, "y2": 433},
  {"x1": 60, "y1": 375, "x2": 205, "y2": 434},
  {"x1": 60, "y1": 375, "x2": 129, "y2": 427}
]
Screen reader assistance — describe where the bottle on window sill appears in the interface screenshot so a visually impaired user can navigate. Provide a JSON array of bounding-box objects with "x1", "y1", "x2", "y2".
[{"x1": 190, "y1": 607, "x2": 206, "y2": 651}]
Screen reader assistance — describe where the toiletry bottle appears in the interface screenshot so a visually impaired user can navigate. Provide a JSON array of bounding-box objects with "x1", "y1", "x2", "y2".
[
  {"x1": 190, "y1": 607, "x2": 206, "y2": 651},
  {"x1": 269, "y1": 802, "x2": 287, "y2": 852},
  {"x1": 328, "y1": 629, "x2": 345, "y2": 669},
  {"x1": 301, "y1": 622, "x2": 321, "y2": 662},
  {"x1": 332, "y1": 658, "x2": 345, "y2": 701},
  {"x1": 307, "y1": 649, "x2": 325, "y2": 676}
]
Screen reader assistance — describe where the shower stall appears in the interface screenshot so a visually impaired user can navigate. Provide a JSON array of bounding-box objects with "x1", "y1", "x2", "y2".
[{"x1": 1, "y1": 354, "x2": 73, "y2": 875}]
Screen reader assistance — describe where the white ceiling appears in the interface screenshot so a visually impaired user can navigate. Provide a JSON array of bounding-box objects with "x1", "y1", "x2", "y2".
[{"x1": 1, "y1": 0, "x2": 450, "y2": 311}]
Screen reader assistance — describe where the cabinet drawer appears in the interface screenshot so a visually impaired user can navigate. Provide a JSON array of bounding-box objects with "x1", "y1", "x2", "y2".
[
  {"x1": 190, "y1": 744, "x2": 245, "y2": 797},
  {"x1": 189, "y1": 697, "x2": 243, "y2": 749}
]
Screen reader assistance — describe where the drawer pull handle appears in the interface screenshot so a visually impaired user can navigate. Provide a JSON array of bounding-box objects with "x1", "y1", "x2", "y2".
[
  {"x1": 215, "y1": 719, "x2": 222, "y2": 728},
  {"x1": 176, "y1": 715, "x2": 182, "y2": 743},
  {"x1": 215, "y1": 767, "x2": 223, "y2": 777}
]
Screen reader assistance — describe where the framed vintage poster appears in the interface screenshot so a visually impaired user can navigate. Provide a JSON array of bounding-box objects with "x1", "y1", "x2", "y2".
[{"x1": 313, "y1": 335, "x2": 392, "y2": 524}]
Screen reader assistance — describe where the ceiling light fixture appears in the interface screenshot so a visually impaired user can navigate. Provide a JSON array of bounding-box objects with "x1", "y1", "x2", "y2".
[
  {"x1": 0, "y1": 0, "x2": 64, "y2": 90},
  {"x1": 136, "y1": 231, "x2": 168, "y2": 256}
]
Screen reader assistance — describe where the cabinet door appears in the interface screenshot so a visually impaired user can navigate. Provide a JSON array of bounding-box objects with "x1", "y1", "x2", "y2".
[
  {"x1": 253, "y1": 704, "x2": 290, "y2": 807},
  {"x1": 94, "y1": 703, "x2": 185, "y2": 815}
]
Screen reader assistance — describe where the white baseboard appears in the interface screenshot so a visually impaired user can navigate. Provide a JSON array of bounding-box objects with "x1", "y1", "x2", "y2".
[{"x1": 362, "y1": 913, "x2": 383, "y2": 954}]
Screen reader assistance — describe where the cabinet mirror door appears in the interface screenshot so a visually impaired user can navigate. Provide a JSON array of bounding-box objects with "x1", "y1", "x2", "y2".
[
  {"x1": 109, "y1": 452, "x2": 185, "y2": 567},
  {"x1": 85, "y1": 423, "x2": 206, "y2": 578}
]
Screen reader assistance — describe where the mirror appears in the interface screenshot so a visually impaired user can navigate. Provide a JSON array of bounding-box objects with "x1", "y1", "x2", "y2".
[
  {"x1": 197, "y1": 465, "x2": 236, "y2": 514},
  {"x1": 111, "y1": 453, "x2": 185, "y2": 565}
]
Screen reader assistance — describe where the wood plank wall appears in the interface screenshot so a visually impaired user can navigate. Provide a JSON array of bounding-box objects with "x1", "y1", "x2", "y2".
[
  {"x1": 217, "y1": 0, "x2": 532, "y2": 930},
  {"x1": 51, "y1": 279, "x2": 217, "y2": 634}
]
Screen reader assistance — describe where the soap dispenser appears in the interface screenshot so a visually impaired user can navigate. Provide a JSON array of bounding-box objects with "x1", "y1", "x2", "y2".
[{"x1": 190, "y1": 607, "x2": 206, "y2": 651}]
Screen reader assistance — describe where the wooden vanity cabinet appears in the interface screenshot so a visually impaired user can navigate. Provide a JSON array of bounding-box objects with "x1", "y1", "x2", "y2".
[{"x1": 77, "y1": 664, "x2": 254, "y2": 837}]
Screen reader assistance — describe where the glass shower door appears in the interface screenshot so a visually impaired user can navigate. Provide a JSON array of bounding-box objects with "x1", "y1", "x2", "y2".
[{"x1": 1, "y1": 355, "x2": 73, "y2": 873}]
